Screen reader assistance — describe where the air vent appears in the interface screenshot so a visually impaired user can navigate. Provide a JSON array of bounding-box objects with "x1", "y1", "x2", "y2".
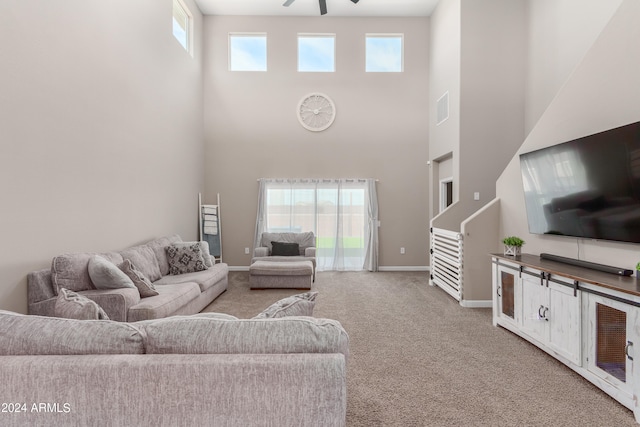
[{"x1": 436, "y1": 92, "x2": 449, "y2": 125}]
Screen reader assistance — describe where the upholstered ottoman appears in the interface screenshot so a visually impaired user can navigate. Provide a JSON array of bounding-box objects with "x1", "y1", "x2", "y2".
[{"x1": 249, "y1": 260, "x2": 313, "y2": 290}]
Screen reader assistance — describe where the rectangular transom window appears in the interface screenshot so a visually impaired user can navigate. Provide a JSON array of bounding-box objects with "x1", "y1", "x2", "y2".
[
  {"x1": 298, "y1": 34, "x2": 335, "y2": 72},
  {"x1": 229, "y1": 33, "x2": 267, "y2": 71},
  {"x1": 366, "y1": 34, "x2": 403, "y2": 72},
  {"x1": 172, "y1": 0, "x2": 192, "y2": 54}
]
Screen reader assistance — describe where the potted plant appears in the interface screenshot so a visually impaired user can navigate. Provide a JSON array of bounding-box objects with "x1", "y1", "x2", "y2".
[
  {"x1": 635, "y1": 262, "x2": 640, "y2": 278},
  {"x1": 503, "y1": 236, "x2": 525, "y2": 257}
]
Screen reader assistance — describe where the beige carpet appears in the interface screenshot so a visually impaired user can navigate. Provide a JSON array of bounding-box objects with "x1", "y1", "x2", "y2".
[{"x1": 203, "y1": 271, "x2": 637, "y2": 426}]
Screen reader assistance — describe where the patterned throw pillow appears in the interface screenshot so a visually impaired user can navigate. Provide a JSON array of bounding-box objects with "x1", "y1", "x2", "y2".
[
  {"x1": 54, "y1": 288, "x2": 110, "y2": 320},
  {"x1": 166, "y1": 243, "x2": 207, "y2": 275},
  {"x1": 253, "y1": 292, "x2": 318, "y2": 319},
  {"x1": 119, "y1": 259, "x2": 159, "y2": 298},
  {"x1": 171, "y1": 241, "x2": 214, "y2": 268}
]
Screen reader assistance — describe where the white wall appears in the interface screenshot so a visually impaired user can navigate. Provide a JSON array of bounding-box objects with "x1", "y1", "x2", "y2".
[
  {"x1": 525, "y1": 0, "x2": 623, "y2": 133},
  {"x1": 429, "y1": 0, "x2": 461, "y2": 219},
  {"x1": 429, "y1": 0, "x2": 526, "y2": 229},
  {"x1": 459, "y1": 0, "x2": 526, "y2": 210},
  {"x1": 202, "y1": 16, "x2": 430, "y2": 268},
  {"x1": 497, "y1": 0, "x2": 639, "y2": 269},
  {"x1": 0, "y1": 0, "x2": 205, "y2": 313}
]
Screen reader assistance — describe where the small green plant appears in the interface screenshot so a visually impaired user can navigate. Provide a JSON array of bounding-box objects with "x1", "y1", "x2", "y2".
[
  {"x1": 635, "y1": 262, "x2": 640, "y2": 271},
  {"x1": 502, "y1": 236, "x2": 525, "y2": 247}
]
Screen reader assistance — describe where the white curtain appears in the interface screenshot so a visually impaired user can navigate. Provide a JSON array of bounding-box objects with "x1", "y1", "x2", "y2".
[
  {"x1": 364, "y1": 179, "x2": 379, "y2": 272},
  {"x1": 255, "y1": 178, "x2": 379, "y2": 272}
]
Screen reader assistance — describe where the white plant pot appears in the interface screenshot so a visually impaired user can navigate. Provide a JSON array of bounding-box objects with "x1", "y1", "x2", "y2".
[{"x1": 504, "y1": 245, "x2": 521, "y2": 257}]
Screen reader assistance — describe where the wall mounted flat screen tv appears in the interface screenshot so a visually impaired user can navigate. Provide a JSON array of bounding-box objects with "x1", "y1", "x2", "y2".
[{"x1": 520, "y1": 120, "x2": 640, "y2": 244}]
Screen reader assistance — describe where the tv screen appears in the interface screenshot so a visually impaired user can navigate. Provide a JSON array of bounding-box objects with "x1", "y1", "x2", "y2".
[{"x1": 520, "y1": 120, "x2": 640, "y2": 243}]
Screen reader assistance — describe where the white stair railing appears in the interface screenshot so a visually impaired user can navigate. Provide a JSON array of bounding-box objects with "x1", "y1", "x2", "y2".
[{"x1": 430, "y1": 227, "x2": 463, "y2": 301}]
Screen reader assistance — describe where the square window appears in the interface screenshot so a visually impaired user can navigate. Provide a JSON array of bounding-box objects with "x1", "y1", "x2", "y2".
[
  {"x1": 298, "y1": 34, "x2": 335, "y2": 72},
  {"x1": 366, "y1": 34, "x2": 403, "y2": 72},
  {"x1": 229, "y1": 34, "x2": 267, "y2": 71},
  {"x1": 172, "y1": 0, "x2": 192, "y2": 53}
]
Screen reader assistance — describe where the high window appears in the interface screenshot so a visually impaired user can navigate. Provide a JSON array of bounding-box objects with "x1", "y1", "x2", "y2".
[
  {"x1": 365, "y1": 34, "x2": 403, "y2": 72},
  {"x1": 229, "y1": 34, "x2": 268, "y2": 71},
  {"x1": 172, "y1": 0, "x2": 192, "y2": 54},
  {"x1": 298, "y1": 34, "x2": 336, "y2": 72}
]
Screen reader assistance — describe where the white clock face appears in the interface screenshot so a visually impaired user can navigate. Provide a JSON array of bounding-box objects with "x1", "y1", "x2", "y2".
[{"x1": 297, "y1": 93, "x2": 336, "y2": 132}]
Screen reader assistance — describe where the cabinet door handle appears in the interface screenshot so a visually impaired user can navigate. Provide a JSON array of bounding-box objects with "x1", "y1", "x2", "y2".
[
  {"x1": 497, "y1": 286, "x2": 501, "y2": 297},
  {"x1": 538, "y1": 305, "x2": 544, "y2": 319},
  {"x1": 542, "y1": 307, "x2": 549, "y2": 321},
  {"x1": 626, "y1": 341, "x2": 634, "y2": 361}
]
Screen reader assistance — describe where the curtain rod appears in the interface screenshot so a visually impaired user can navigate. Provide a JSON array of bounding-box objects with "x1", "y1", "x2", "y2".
[{"x1": 257, "y1": 178, "x2": 379, "y2": 182}]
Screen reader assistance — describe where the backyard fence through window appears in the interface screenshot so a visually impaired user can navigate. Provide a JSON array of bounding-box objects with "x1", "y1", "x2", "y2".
[{"x1": 255, "y1": 178, "x2": 379, "y2": 271}]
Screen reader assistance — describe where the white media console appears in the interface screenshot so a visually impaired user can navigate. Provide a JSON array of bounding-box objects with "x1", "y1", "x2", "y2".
[{"x1": 492, "y1": 253, "x2": 640, "y2": 423}]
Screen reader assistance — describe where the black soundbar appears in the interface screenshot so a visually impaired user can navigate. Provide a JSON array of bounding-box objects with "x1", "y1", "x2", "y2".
[{"x1": 540, "y1": 253, "x2": 633, "y2": 276}]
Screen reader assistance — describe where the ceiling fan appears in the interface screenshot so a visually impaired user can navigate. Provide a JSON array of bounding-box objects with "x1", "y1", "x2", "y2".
[{"x1": 283, "y1": 0, "x2": 360, "y2": 16}]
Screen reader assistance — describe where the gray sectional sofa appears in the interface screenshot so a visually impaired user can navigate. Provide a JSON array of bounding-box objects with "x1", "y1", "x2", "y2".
[
  {"x1": 27, "y1": 235, "x2": 229, "y2": 322},
  {"x1": 0, "y1": 310, "x2": 348, "y2": 426}
]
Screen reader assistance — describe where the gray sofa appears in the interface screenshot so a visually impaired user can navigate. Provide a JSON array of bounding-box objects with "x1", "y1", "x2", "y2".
[
  {"x1": 0, "y1": 310, "x2": 348, "y2": 426},
  {"x1": 252, "y1": 231, "x2": 317, "y2": 280},
  {"x1": 27, "y1": 235, "x2": 229, "y2": 322}
]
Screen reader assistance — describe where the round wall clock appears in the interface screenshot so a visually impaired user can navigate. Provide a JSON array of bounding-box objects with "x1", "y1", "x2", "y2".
[{"x1": 297, "y1": 93, "x2": 336, "y2": 132}]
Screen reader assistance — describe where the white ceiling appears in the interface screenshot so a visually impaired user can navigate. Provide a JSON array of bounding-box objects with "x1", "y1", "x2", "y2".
[{"x1": 194, "y1": 0, "x2": 439, "y2": 17}]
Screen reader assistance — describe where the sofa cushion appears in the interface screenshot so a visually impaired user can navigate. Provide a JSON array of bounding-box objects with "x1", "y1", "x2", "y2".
[
  {"x1": 88, "y1": 255, "x2": 136, "y2": 290},
  {"x1": 143, "y1": 316, "x2": 349, "y2": 358},
  {"x1": 127, "y1": 282, "x2": 201, "y2": 322},
  {"x1": 254, "y1": 292, "x2": 318, "y2": 319},
  {"x1": 55, "y1": 288, "x2": 110, "y2": 320},
  {"x1": 133, "y1": 312, "x2": 239, "y2": 327},
  {"x1": 153, "y1": 263, "x2": 228, "y2": 292},
  {"x1": 166, "y1": 243, "x2": 207, "y2": 275},
  {"x1": 119, "y1": 245, "x2": 162, "y2": 282},
  {"x1": 0, "y1": 310, "x2": 145, "y2": 355},
  {"x1": 271, "y1": 241, "x2": 300, "y2": 256},
  {"x1": 51, "y1": 252, "x2": 124, "y2": 294},
  {"x1": 146, "y1": 234, "x2": 182, "y2": 276},
  {"x1": 120, "y1": 259, "x2": 159, "y2": 298}
]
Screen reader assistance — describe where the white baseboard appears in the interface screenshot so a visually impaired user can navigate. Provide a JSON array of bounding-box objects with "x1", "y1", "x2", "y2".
[
  {"x1": 228, "y1": 266, "x2": 430, "y2": 272},
  {"x1": 378, "y1": 266, "x2": 430, "y2": 272},
  {"x1": 460, "y1": 300, "x2": 493, "y2": 308}
]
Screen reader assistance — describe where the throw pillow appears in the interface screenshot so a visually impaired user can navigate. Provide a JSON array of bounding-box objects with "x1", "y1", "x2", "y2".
[
  {"x1": 171, "y1": 241, "x2": 214, "y2": 268},
  {"x1": 166, "y1": 243, "x2": 207, "y2": 275},
  {"x1": 271, "y1": 241, "x2": 300, "y2": 256},
  {"x1": 253, "y1": 291, "x2": 318, "y2": 319},
  {"x1": 119, "y1": 259, "x2": 159, "y2": 298},
  {"x1": 54, "y1": 288, "x2": 110, "y2": 320},
  {"x1": 88, "y1": 255, "x2": 136, "y2": 290}
]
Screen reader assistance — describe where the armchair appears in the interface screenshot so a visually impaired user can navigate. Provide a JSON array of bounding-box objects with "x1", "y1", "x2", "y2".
[{"x1": 252, "y1": 232, "x2": 316, "y2": 280}]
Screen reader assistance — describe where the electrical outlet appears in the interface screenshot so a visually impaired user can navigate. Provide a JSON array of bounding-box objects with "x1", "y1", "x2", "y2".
[
  {"x1": 244, "y1": 247, "x2": 250, "y2": 255},
  {"x1": 474, "y1": 192, "x2": 480, "y2": 200},
  {"x1": 400, "y1": 247, "x2": 405, "y2": 254}
]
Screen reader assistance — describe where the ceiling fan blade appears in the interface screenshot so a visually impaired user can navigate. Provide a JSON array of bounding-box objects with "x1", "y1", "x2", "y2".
[
  {"x1": 283, "y1": 0, "x2": 295, "y2": 7},
  {"x1": 319, "y1": 0, "x2": 327, "y2": 15},
  {"x1": 351, "y1": 0, "x2": 360, "y2": 3}
]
